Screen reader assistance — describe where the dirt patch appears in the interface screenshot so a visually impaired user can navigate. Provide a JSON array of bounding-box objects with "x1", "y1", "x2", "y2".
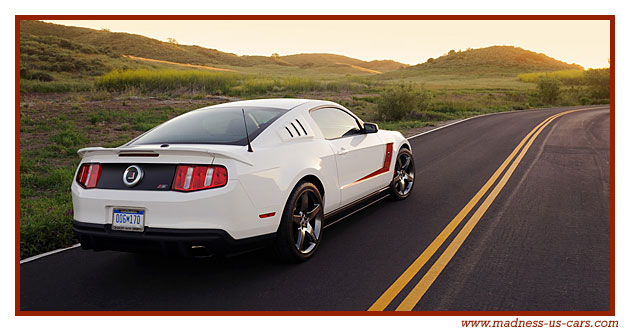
[
  {"x1": 20, "y1": 92, "x2": 465, "y2": 154},
  {"x1": 19, "y1": 92, "x2": 234, "y2": 160},
  {"x1": 123, "y1": 55, "x2": 236, "y2": 72}
]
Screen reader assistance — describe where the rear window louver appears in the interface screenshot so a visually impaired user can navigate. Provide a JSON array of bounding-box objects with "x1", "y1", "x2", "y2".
[{"x1": 279, "y1": 116, "x2": 313, "y2": 141}]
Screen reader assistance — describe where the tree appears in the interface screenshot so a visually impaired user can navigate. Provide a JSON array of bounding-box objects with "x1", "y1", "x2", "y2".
[
  {"x1": 167, "y1": 38, "x2": 179, "y2": 45},
  {"x1": 537, "y1": 77, "x2": 561, "y2": 104}
]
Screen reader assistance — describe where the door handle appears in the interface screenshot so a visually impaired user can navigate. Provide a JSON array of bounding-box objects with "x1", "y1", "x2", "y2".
[{"x1": 337, "y1": 147, "x2": 348, "y2": 155}]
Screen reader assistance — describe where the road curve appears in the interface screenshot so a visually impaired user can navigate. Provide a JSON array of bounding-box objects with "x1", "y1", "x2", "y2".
[{"x1": 19, "y1": 105, "x2": 611, "y2": 311}]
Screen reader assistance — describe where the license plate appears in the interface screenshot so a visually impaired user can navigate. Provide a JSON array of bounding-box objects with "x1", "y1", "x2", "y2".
[{"x1": 112, "y1": 208, "x2": 145, "y2": 232}]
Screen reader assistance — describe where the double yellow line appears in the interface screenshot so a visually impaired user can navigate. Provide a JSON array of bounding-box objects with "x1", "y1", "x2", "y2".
[{"x1": 369, "y1": 107, "x2": 602, "y2": 312}]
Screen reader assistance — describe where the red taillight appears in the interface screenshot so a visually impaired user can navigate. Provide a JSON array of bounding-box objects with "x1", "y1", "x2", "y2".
[
  {"x1": 173, "y1": 165, "x2": 227, "y2": 192},
  {"x1": 76, "y1": 163, "x2": 102, "y2": 189}
]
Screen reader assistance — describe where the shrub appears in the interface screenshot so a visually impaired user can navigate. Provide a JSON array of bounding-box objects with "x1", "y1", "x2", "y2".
[
  {"x1": 376, "y1": 82, "x2": 432, "y2": 121},
  {"x1": 536, "y1": 77, "x2": 561, "y2": 104},
  {"x1": 31, "y1": 71, "x2": 54, "y2": 82},
  {"x1": 20, "y1": 68, "x2": 32, "y2": 79},
  {"x1": 584, "y1": 68, "x2": 610, "y2": 99}
]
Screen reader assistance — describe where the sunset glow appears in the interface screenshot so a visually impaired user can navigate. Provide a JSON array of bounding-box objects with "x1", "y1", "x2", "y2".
[{"x1": 44, "y1": 19, "x2": 610, "y2": 69}]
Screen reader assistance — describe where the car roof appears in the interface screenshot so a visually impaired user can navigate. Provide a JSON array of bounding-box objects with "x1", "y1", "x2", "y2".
[{"x1": 206, "y1": 98, "x2": 332, "y2": 111}]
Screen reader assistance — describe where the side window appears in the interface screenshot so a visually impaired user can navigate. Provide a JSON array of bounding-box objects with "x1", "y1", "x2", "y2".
[{"x1": 310, "y1": 107, "x2": 362, "y2": 140}]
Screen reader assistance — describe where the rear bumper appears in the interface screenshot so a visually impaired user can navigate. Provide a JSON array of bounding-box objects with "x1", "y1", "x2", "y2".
[
  {"x1": 71, "y1": 179, "x2": 282, "y2": 240},
  {"x1": 73, "y1": 220, "x2": 275, "y2": 256}
]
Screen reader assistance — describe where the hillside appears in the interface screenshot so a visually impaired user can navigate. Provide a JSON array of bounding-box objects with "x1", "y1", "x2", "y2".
[
  {"x1": 20, "y1": 20, "x2": 279, "y2": 67},
  {"x1": 382, "y1": 46, "x2": 583, "y2": 79},
  {"x1": 19, "y1": 20, "x2": 588, "y2": 92},
  {"x1": 20, "y1": 20, "x2": 408, "y2": 75},
  {"x1": 280, "y1": 53, "x2": 409, "y2": 73}
]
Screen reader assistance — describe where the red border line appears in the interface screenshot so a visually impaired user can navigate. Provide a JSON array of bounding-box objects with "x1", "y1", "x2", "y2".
[
  {"x1": 15, "y1": 15, "x2": 615, "y2": 317},
  {"x1": 15, "y1": 14, "x2": 615, "y2": 20},
  {"x1": 15, "y1": 310, "x2": 616, "y2": 316},
  {"x1": 608, "y1": 16, "x2": 615, "y2": 316},
  {"x1": 15, "y1": 17, "x2": 21, "y2": 316}
]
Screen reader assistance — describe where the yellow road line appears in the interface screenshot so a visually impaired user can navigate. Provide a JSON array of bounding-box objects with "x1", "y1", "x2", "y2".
[
  {"x1": 368, "y1": 107, "x2": 599, "y2": 311},
  {"x1": 394, "y1": 108, "x2": 594, "y2": 311},
  {"x1": 368, "y1": 113, "x2": 556, "y2": 311}
]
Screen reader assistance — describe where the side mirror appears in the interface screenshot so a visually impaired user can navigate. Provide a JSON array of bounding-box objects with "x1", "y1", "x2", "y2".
[{"x1": 363, "y1": 122, "x2": 379, "y2": 134}]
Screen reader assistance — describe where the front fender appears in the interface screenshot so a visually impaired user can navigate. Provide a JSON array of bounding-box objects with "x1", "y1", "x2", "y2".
[{"x1": 378, "y1": 130, "x2": 411, "y2": 154}]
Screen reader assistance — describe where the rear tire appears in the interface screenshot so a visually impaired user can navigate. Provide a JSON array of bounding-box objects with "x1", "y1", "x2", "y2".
[
  {"x1": 274, "y1": 181, "x2": 324, "y2": 263},
  {"x1": 389, "y1": 148, "x2": 415, "y2": 200}
]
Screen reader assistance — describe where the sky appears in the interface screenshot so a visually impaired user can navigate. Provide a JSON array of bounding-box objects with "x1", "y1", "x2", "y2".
[{"x1": 44, "y1": 20, "x2": 610, "y2": 69}]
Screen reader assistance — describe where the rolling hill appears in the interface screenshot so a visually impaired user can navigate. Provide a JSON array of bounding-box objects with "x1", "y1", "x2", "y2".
[
  {"x1": 280, "y1": 53, "x2": 408, "y2": 73},
  {"x1": 382, "y1": 46, "x2": 583, "y2": 79},
  {"x1": 20, "y1": 20, "x2": 408, "y2": 75},
  {"x1": 19, "y1": 20, "x2": 589, "y2": 92}
]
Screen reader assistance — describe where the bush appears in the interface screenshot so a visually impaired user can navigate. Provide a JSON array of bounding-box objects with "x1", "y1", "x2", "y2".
[
  {"x1": 377, "y1": 82, "x2": 432, "y2": 121},
  {"x1": 20, "y1": 68, "x2": 32, "y2": 79},
  {"x1": 31, "y1": 71, "x2": 54, "y2": 82},
  {"x1": 537, "y1": 77, "x2": 561, "y2": 104},
  {"x1": 584, "y1": 68, "x2": 610, "y2": 99}
]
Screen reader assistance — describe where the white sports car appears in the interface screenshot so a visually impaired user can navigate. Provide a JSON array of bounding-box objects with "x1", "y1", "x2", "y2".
[{"x1": 72, "y1": 99, "x2": 415, "y2": 262}]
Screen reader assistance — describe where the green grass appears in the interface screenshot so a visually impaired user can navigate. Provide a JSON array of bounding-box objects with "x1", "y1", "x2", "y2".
[
  {"x1": 20, "y1": 79, "x2": 93, "y2": 93},
  {"x1": 19, "y1": 82, "x2": 609, "y2": 259},
  {"x1": 380, "y1": 74, "x2": 535, "y2": 90},
  {"x1": 19, "y1": 101, "x2": 198, "y2": 259},
  {"x1": 95, "y1": 69, "x2": 368, "y2": 96},
  {"x1": 19, "y1": 101, "x2": 193, "y2": 258},
  {"x1": 20, "y1": 144, "x2": 81, "y2": 258},
  {"x1": 20, "y1": 192, "x2": 77, "y2": 258},
  {"x1": 517, "y1": 69, "x2": 585, "y2": 84}
]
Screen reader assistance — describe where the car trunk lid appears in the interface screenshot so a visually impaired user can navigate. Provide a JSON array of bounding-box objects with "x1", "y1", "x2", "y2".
[
  {"x1": 78, "y1": 144, "x2": 252, "y2": 165},
  {"x1": 77, "y1": 144, "x2": 250, "y2": 191}
]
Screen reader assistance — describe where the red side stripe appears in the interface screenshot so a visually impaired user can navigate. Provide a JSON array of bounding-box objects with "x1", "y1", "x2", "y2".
[{"x1": 354, "y1": 142, "x2": 394, "y2": 183}]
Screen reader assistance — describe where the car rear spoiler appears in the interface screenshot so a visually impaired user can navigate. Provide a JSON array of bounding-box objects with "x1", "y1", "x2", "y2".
[{"x1": 77, "y1": 146, "x2": 253, "y2": 166}]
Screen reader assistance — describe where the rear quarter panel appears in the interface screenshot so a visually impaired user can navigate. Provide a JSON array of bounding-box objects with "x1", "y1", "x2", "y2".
[{"x1": 234, "y1": 138, "x2": 338, "y2": 226}]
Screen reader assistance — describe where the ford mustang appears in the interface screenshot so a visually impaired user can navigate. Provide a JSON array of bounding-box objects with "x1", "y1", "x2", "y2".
[{"x1": 71, "y1": 99, "x2": 415, "y2": 262}]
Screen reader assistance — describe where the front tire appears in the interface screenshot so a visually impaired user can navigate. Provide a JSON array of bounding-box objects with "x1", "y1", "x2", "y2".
[
  {"x1": 274, "y1": 181, "x2": 324, "y2": 263},
  {"x1": 389, "y1": 148, "x2": 415, "y2": 200}
]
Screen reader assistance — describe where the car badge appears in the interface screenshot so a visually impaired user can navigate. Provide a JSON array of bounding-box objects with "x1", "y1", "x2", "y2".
[{"x1": 123, "y1": 165, "x2": 143, "y2": 187}]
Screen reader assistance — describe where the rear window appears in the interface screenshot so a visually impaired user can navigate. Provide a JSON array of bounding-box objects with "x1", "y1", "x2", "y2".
[{"x1": 129, "y1": 107, "x2": 286, "y2": 146}]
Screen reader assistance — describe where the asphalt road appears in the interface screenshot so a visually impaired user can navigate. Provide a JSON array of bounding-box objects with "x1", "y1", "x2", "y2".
[{"x1": 20, "y1": 105, "x2": 611, "y2": 311}]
